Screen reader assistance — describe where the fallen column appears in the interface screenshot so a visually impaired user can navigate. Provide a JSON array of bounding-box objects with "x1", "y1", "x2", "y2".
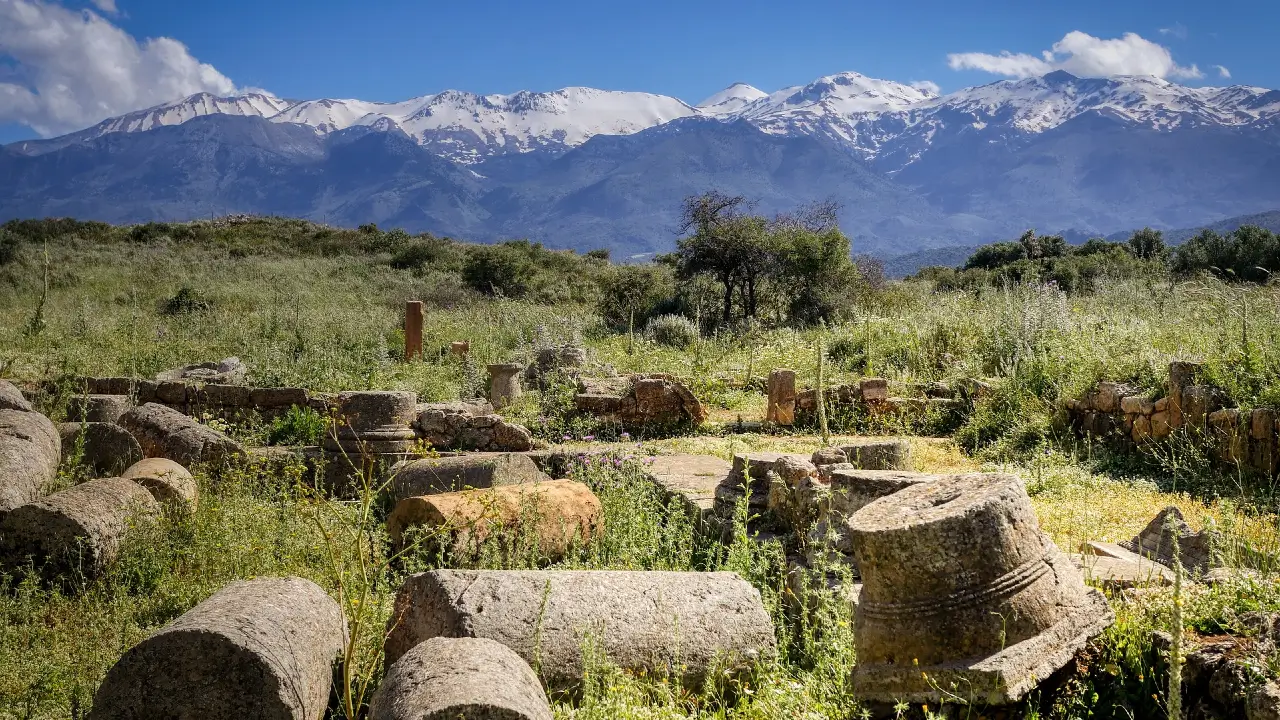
[
  {"x1": 370, "y1": 636, "x2": 552, "y2": 720},
  {"x1": 118, "y1": 403, "x2": 244, "y2": 467},
  {"x1": 384, "y1": 569, "x2": 776, "y2": 690},
  {"x1": 0, "y1": 407, "x2": 61, "y2": 514},
  {"x1": 387, "y1": 479, "x2": 602, "y2": 560},
  {"x1": 89, "y1": 576, "x2": 347, "y2": 720},
  {"x1": 0, "y1": 477, "x2": 158, "y2": 582},
  {"x1": 847, "y1": 472, "x2": 1113, "y2": 706},
  {"x1": 390, "y1": 453, "x2": 549, "y2": 501},
  {"x1": 122, "y1": 457, "x2": 198, "y2": 509},
  {"x1": 58, "y1": 422, "x2": 143, "y2": 477}
]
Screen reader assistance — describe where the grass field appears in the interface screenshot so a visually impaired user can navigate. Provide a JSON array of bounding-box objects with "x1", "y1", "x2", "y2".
[{"x1": 3, "y1": 219, "x2": 1280, "y2": 719}]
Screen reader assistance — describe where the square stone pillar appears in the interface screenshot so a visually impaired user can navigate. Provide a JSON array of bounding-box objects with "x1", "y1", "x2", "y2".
[
  {"x1": 405, "y1": 301, "x2": 424, "y2": 362},
  {"x1": 766, "y1": 369, "x2": 796, "y2": 425}
]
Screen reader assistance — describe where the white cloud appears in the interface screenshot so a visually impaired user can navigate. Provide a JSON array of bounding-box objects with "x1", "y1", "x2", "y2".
[
  {"x1": 89, "y1": 0, "x2": 116, "y2": 14},
  {"x1": 1158, "y1": 24, "x2": 1188, "y2": 40},
  {"x1": 1214, "y1": 65, "x2": 1231, "y2": 79},
  {"x1": 947, "y1": 31, "x2": 1203, "y2": 81},
  {"x1": 909, "y1": 80, "x2": 941, "y2": 96},
  {"x1": 0, "y1": 0, "x2": 238, "y2": 137}
]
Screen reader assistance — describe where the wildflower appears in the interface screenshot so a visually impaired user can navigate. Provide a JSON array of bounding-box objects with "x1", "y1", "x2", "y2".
[
  {"x1": 582, "y1": 435, "x2": 595, "y2": 441},
  {"x1": 620, "y1": 432, "x2": 631, "y2": 441}
]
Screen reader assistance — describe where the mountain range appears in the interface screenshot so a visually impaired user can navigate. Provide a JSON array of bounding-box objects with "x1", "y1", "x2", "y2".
[{"x1": 4, "y1": 70, "x2": 1280, "y2": 256}]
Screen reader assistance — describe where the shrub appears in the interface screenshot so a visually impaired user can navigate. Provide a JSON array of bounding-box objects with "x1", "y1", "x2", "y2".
[
  {"x1": 0, "y1": 229, "x2": 19, "y2": 266},
  {"x1": 161, "y1": 287, "x2": 212, "y2": 315},
  {"x1": 645, "y1": 314, "x2": 699, "y2": 348},
  {"x1": 266, "y1": 406, "x2": 327, "y2": 446}
]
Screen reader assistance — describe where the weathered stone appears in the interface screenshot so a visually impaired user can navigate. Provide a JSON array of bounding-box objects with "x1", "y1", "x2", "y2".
[
  {"x1": 384, "y1": 569, "x2": 776, "y2": 690},
  {"x1": 643, "y1": 454, "x2": 733, "y2": 521},
  {"x1": 0, "y1": 408, "x2": 61, "y2": 514},
  {"x1": 89, "y1": 577, "x2": 346, "y2": 720},
  {"x1": 1092, "y1": 381, "x2": 1132, "y2": 413},
  {"x1": 1121, "y1": 506, "x2": 1219, "y2": 574},
  {"x1": 840, "y1": 439, "x2": 911, "y2": 471},
  {"x1": 371, "y1": 636, "x2": 552, "y2": 720},
  {"x1": 0, "y1": 379, "x2": 32, "y2": 412},
  {"x1": 1070, "y1": 552, "x2": 1174, "y2": 589},
  {"x1": 1209, "y1": 408, "x2": 1248, "y2": 465},
  {"x1": 250, "y1": 386, "x2": 310, "y2": 408},
  {"x1": 826, "y1": 468, "x2": 938, "y2": 519},
  {"x1": 847, "y1": 473, "x2": 1113, "y2": 706},
  {"x1": 1120, "y1": 395, "x2": 1154, "y2": 415},
  {"x1": 325, "y1": 391, "x2": 418, "y2": 452},
  {"x1": 122, "y1": 458, "x2": 198, "y2": 509},
  {"x1": 82, "y1": 377, "x2": 135, "y2": 396},
  {"x1": 1151, "y1": 411, "x2": 1173, "y2": 439},
  {"x1": 119, "y1": 403, "x2": 245, "y2": 467},
  {"x1": 487, "y1": 363, "x2": 524, "y2": 410},
  {"x1": 133, "y1": 380, "x2": 159, "y2": 405},
  {"x1": 66, "y1": 394, "x2": 131, "y2": 423},
  {"x1": 811, "y1": 447, "x2": 848, "y2": 466},
  {"x1": 576, "y1": 373, "x2": 706, "y2": 426},
  {"x1": 154, "y1": 380, "x2": 189, "y2": 405},
  {"x1": 1248, "y1": 681, "x2": 1280, "y2": 720},
  {"x1": 1132, "y1": 414, "x2": 1153, "y2": 442},
  {"x1": 199, "y1": 383, "x2": 252, "y2": 407},
  {"x1": 859, "y1": 378, "x2": 889, "y2": 403},
  {"x1": 766, "y1": 369, "x2": 797, "y2": 425},
  {"x1": 1183, "y1": 385, "x2": 1229, "y2": 433},
  {"x1": 387, "y1": 480, "x2": 602, "y2": 560},
  {"x1": 58, "y1": 422, "x2": 144, "y2": 477},
  {"x1": 404, "y1": 300, "x2": 424, "y2": 362},
  {"x1": 156, "y1": 357, "x2": 247, "y2": 386},
  {"x1": 0, "y1": 477, "x2": 157, "y2": 581},
  {"x1": 390, "y1": 453, "x2": 549, "y2": 501}
]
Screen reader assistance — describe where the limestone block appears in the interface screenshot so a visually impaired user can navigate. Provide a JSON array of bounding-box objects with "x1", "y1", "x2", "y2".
[
  {"x1": 89, "y1": 577, "x2": 346, "y2": 720},
  {"x1": 0, "y1": 379, "x2": 33, "y2": 412},
  {"x1": 66, "y1": 394, "x2": 131, "y2": 423},
  {"x1": 384, "y1": 569, "x2": 776, "y2": 690},
  {"x1": 840, "y1": 439, "x2": 911, "y2": 471},
  {"x1": 859, "y1": 378, "x2": 889, "y2": 403},
  {"x1": 766, "y1": 369, "x2": 797, "y2": 425},
  {"x1": 390, "y1": 453, "x2": 549, "y2": 501},
  {"x1": 119, "y1": 403, "x2": 244, "y2": 467}
]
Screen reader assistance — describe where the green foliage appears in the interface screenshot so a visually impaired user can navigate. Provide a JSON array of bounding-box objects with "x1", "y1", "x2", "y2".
[
  {"x1": 160, "y1": 287, "x2": 212, "y2": 316},
  {"x1": 940, "y1": 230, "x2": 1159, "y2": 294},
  {"x1": 597, "y1": 264, "x2": 677, "y2": 331},
  {"x1": 964, "y1": 240, "x2": 1028, "y2": 270},
  {"x1": 388, "y1": 236, "x2": 465, "y2": 274},
  {"x1": 1128, "y1": 227, "x2": 1167, "y2": 260},
  {"x1": 645, "y1": 314, "x2": 700, "y2": 349},
  {"x1": 266, "y1": 405, "x2": 328, "y2": 446},
  {"x1": 1173, "y1": 225, "x2": 1280, "y2": 283},
  {"x1": 0, "y1": 229, "x2": 19, "y2": 267}
]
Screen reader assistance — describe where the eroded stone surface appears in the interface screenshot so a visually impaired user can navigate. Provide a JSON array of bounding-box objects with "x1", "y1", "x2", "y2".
[
  {"x1": 390, "y1": 453, "x2": 549, "y2": 501},
  {"x1": 122, "y1": 458, "x2": 198, "y2": 509},
  {"x1": 58, "y1": 422, "x2": 143, "y2": 477},
  {"x1": 0, "y1": 407, "x2": 60, "y2": 514},
  {"x1": 118, "y1": 403, "x2": 244, "y2": 468}
]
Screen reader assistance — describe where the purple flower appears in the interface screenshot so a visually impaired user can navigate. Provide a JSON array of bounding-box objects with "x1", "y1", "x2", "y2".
[
  {"x1": 620, "y1": 432, "x2": 631, "y2": 441},
  {"x1": 562, "y1": 434, "x2": 572, "y2": 441},
  {"x1": 583, "y1": 435, "x2": 595, "y2": 442}
]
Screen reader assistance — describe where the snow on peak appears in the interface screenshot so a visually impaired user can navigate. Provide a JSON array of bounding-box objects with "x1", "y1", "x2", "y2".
[{"x1": 697, "y1": 83, "x2": 768, "y2": 115}]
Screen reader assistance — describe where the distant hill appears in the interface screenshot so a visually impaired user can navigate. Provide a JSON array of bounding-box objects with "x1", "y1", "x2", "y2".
[
  {"x1": 1105, "y1": 210, "x2": 1280, "y2": 245},
  {"x1": 881, "y1": 245, "x2": 980, "y2": 278}
]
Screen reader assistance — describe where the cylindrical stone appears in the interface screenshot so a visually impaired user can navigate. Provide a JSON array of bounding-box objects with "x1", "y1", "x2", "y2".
[
  {"x1": 370, "y1": 636, "x2": 552, "y2": 720},
  {"x1": 66, "y1": 394, "x2": 131, "y2": 423},
  {"x1": 122, "y1": 458, "x2": 198, "y2": 509},
  {"x1": 405, "y1": 301, "x2": 424, "y2": 363},
  {"x1": 486, "y1": 363, "x2": 523, "y2": 410},
  {"x1": 846, "y1": 473, "x2": 1112, "y2": 704},
  {"x1": 840, "y1": 439, "x2": 911, "y2": 471},
  {"x1": 0, "y1": 476, "x2": 158, "y2": 581},
  {"x1": 390, "y1": 453, "x2": 549, "y2": 501},
  {"x1": 118, "y1": 403, "x2": 244, "y2": 467},
  {"x1": 0, "y1": 408, "x2": 61, "y2": 514},
  {"x1": 0, "y1": 379, "x2": 32, "y2": 412},
  {"x1": 324, "y1": 391, "x2": 417, "y2": 452},
  {"x1": 89, "y1": 577, "x2": 347, "y2": 720},
  {"x1": 766, "y1": 369, "x2": 797, "y2": 425},
  {"x1": 58, "y1": 422, "x2": 144, "y2": 477},
  {"x1": 387, "y1": 480, "x2": 603, "y2": 559},
  {"x1": 384, "y1": 569, "x2": 776, "y2": 690}
]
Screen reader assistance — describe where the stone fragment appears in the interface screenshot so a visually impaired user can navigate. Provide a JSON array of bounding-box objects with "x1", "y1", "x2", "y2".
[
  {"x1": 859, "y1": 378, "x2": 889, "y2": 403},
  {"x1": 1121, "y1": 506, "x2": 1219, "y2": 574},
  {"x1": 1091, "y1": 381, "x2": 1132, "y2": 413},
  {"x1": 1151, "y1": 411, "x2": 1173, "y2": 439},
  {"x1": 390, "y1": 453, "x2": 549, "y2": 501},
  {"x1": 118, "y1": 403, "x2": 245, "y2": 467},
  {"x1": 840, "y1": 439, "x2": 911, "y2": 471},
  {"x1": 642, "y1": 454, "x2": 733, "y2": 522},
  {"x1": 1070, "y1": 553, "x2": 1175, "y2": 589},
  {"x1": 89, "y1": 577, "x2": 346, "y2": 720},
  {"x1": 156, "y1": 357, "x2": 247, "y2": 385},
  {"x1": 825, "y1": 468, "x2": 938, "y2": 519},
  {"x1": 384, "y1": 569, "x2": 776, "y2": 690},
  {"x1": 1209, "y1": 408, "x2": 1248, "y2": 465},
  {"x1": 0, "y1": 408, "x2": 61, "y2": 514},
  {"x1": 198, "y1": 383, "x2": 252, "y2": 407},
  {"x1": 387, "y1": 480, "x2": 602, "y2": 560},
  {"x1": 66, "y1": 394, "x2": 131, "y2": 423},
  {"x1": 0, "y1": 379, "x2": 32, "y2": 412},
  {"x1": 847, "y1": 473, "x2": 1113, "y2": 705},
  {"x1": 0, "y1": 477, "x2": 157, "y2": 581},
  {"x1": 1120, "y1": 395, "x2": 1154, "y2": 415},
  {"x1": 122, "y1": 458, "x2": 198, "y2": 509},
  {"x1": 487, "y1": 363, "x2": 523, "y2": 410},
  {"x1": 811, "y1": 447, "x2": 848, "y2": 466},
  {"x1": 371, "y1": 636, "x2": 552, "y2": 720},
  {"x1": 58, "y1": 422, "x2": 143, "y2": 477},
  {"x1": 250, "y1": 386, "x2": 310, "y2": 408},
  {"x1": 1183, "y1": 385, "x2": 1229, "y2": 433},
  {"x1": 82, "y1": 377, "x2": 135, "y2": 396},
  {"x1": 766, "y1": 369, "x2": 797, "y2": 426},
  {"x1": 1132, "y1": 414, "x2": 1153, "y2": 442}
]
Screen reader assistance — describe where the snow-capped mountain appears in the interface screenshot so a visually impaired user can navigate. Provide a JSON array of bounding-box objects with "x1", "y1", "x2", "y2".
[{"x1": 696, "y1": 82, "x2": 768, "y2": 115}]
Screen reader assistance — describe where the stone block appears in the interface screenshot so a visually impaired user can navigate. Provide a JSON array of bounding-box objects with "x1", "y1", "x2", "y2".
[
  {"x1": 89, "y1": 577, "x2": 346, "y2": 720},
  {"x1": 0, "y1": 408, "x2": 61, "y2": 514},
  {"x1": 83, "y1": 377, "x2": 135, "y2": 396},
  {"x1": 370, "y1": 637, "x2": 552, "y2": 720},
  {"x1": 840, "y1": 439, "x2": 911, "y2": 471},
  {"x1": 487, "y1": 363, "x2": 523, "y2": 411},
  {"x1": 847, "y1": 473, "x2": 1112, "y2": 706},
  {"x1": 66, "y1": 394, "x2": 131, "y2": 423},
  {"x1": 119, "y1": 403, "x2": 245, "y2": 468},
  {"x1": 1132, "y1": 414, "x2": 1153, "y2": 442},
  {"x1": 1120, "y1": 395, "x2": 1154, "y2": 415},
  {"x1": 58, "y1": 422, "x2": 143, "y2": 477},
  {"x1": 200, "y1": 384, "x2": 252, "y2": 407},
  {"x1": 1209, "y1": 408, "x2": 1247, "y2": 465},
  {"x1": 384, "y1": 569, "x2": 776, "y2": 690},
  {"x1": 390, "y1": 453, "x2": 549, "y2": 501},
  {"x1": 1070, "y1": 553, "x2": 1175, "y2": 589},
  {"x1": 386, "y1": 480, "x2": 602, "y2": 560},
  {"x1": 250, "y1": 387, "x2": 310, "y2": 408},
  {"x1": 766, "y1": 369, "x2": 797, "y2": 425},
  {"x1": 642, "y1": 454, "x2": 733, "y2": 521},
  {"x1": 1092, "y1": 382, "x2": 1131, "y2": 413},
  {"x1": 859, "y1": 378, "x2": 889, "y2": 403},
  {"x1": 0, "y1": 477, "x2": 157, "y2": 582},
  {"x1": 1121, "y1": 506, "x2": 1219, "y2": 574},
  {"x1": 325, "y1": 391, "x2": 417, "y2": 453},
  {"x1": 155, "y1": 380, "x2": 189, "y2": 405},
  {"x1": 0, "y1": 380, "x2": 32, "y2": 412},
  {"x1": 1151, "y1": 411, "x2": 1173, "y2": 439}
]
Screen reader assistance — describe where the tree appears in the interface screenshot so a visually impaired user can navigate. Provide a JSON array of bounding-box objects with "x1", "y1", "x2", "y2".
[
  {"x1": 673, "y1": 192, "x2": 757, "y2": 325},
  {"x1": 1018, "y1": 229, "x2": 1067, "y2": 260},
  {"x1": 1128, "y1": 227, "x2": 1166, "y2": 260},
  {"x1": 598, "y1": 264, "x2": 676, "y2": 343}
]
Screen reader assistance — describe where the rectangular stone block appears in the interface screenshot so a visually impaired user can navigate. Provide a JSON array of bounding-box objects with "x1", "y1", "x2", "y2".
[
  {"x1": 859, "y1": 378, "x2": 889, "y2": 403},
  {"x1": 134, "y1": 380, "x2": 159, "y2": 405},
  {"x1": 1120, "y1": 395, "x2": 1153, "y2": 415},
  {"x1": 765, "y1": 369, "x2": 796, "y2": 426},
  {"x1": 201, "y1": 384, "x2": 252, "y2": 407},
  {"x1": 1252, "y1": 408, "x2": 1277, "y2": 440},
  {"x1": 155, "y1": 381, "x2": 188, "y2": 405},
  {"x1": 85, "y1": 377, "x2": 134, "y2": 395},
  {"x1": 251, "y1": 387, "x2": 309, "y2": 408}
]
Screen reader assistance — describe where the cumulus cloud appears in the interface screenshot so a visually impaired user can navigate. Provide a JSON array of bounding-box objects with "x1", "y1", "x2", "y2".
[
  {"x1": 0, "y1": 0, "x2": 238, "y2": 137},
  {"x1": 947, "y1": 31, "x2": 1203, "y2": 81},
  {"x1": 1214, "y1": 65, "x2": 1231, "y2": 79},
  {"x1": 909, "y1": 80, "x2": 941, "y2": 96},
  {"x1": 89, "y1": 0, "x2": 117, "y2": 14}
]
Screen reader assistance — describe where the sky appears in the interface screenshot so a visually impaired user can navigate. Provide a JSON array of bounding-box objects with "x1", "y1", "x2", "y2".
[{"x1": 0, "y1": 0, "x2": 1274, "y2": 144}]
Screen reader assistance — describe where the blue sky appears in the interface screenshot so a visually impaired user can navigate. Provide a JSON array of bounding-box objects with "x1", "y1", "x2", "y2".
[{"x1": 0, "y1": 0, "x2": 1273, "y2": 143}]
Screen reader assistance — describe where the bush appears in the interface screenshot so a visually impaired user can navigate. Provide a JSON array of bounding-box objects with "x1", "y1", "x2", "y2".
[
  {"x1": 266, "y1": 406, "x2": 327, "y2": 446},
  {"x1": 0, "y1": 230, "x2": 19, "y2": 266},
  {"x1": 390, "y1": 237, "x2": 465, "y2": 273},
  {"x1": 645, "y1": 314, "x2": 699, "y2": 348},
  {"x1": 161, "y1": 287, "x2": 212, "y2": 316}
]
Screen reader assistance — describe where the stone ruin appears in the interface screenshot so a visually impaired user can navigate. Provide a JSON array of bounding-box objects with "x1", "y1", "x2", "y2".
[
  {"x1": 575, "y1": 373, "x2": 708, "y2": 427},
  {"x1": 1066, "y1": 360, "x2": 1280, "y2": 476}
]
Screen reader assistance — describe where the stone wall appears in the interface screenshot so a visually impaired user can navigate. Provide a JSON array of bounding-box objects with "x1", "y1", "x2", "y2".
[
  {"x1": 1065, "y1": 361, "x2": 1279, "y2": 476},
  {"x1": 61, "y1": 376, "x2": 329, "y2": 423},
  {"x1": 574, "y1": 374, "x2": 707, "y2": 428},
  {"x1": 793, "y1": 376, "x2": 974, "y2": 426}
]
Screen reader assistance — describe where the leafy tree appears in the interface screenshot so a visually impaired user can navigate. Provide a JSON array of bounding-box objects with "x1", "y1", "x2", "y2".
[
  {"x1": 964, "y1": 242, "x2": 1027, "y2": 270},
  {"x1": 1173, "y1": 225, "x2": 1280, "y2": 282},
  {"x1": 0, "y1": 229, "x2": 19, "y2": 266},
  {"x1": 462, "y1": 242, "x2": 537, "y2": 297},
  {"x1": 1128, "y1": 227, "x2": 1166, "y2": 260},
  {"x1": 1017, "y1": 229, "x2": 1067, "y2": 260},
  {"x1": 672, "y1": 192, "x2": 760, "y2": 325},
  {"x1": 598, "y1": 264, "x2": 676, "y2": 332}
]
